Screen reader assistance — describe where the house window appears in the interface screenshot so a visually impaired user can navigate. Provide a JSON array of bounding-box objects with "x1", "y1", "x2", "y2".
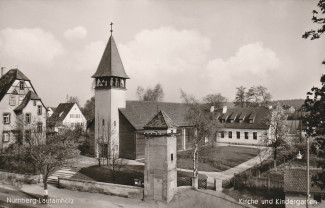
[
  {"x1": 33, "y1": 100, "x2": 36, "y2": 106},
  {"x1": 171, "y1": 153, "x2": 174, "y2": 161},
  {"x1": 25, "y1": 130, "x2": 31, "y2": 142},
  {"x1": 3, "y1": 132, "x2": 10, "y2": 142},
  {"x1": 221, "y1": 132, "x2": 224, "y2": 138},
  {"x1": 228, "y1": 131, "x2": 232, "y2": 139},
  {"x1": 102, "y1": 119, "x2": 105, "y2": 126},
  {"x1": 114, "y1": 121, "x2": 116, "y2": 126},
  {"x1": 3, "y1": 113, "x2": 10, "y2": 124},
  {"x1": 245, "y1": 132, "x2": 248, "y2": 139},
  {"x1": 37, "y1": 122, "x2": 42, "y2": 133},
  {"x1": 253, "y1": 132, "x2": 257, "y2": 140},
  {"x1": 19, "y1": 81, "x2": 24, "y2": 90},
  {"x1": 236, "y1": 131, "x2": 240, "y2": 139},
  {"x1": 9, "y1": 95, "x2": 16, "y2": 106},
  {"x1": 25, "y1": 113, "x2": 31, "y2": 124},
  {"x1": 37, "y1": 105, "x2": 42, "y2": 115}
]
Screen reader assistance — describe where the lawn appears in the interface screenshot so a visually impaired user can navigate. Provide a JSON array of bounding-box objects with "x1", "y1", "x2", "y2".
[{"x1": 177, "y1": 145, "x2": 260, "y2": 172}]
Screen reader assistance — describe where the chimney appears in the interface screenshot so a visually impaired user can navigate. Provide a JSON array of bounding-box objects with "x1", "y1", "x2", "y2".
[
  {"x1": 222, "y1": 106, "x2": 227, "y2": 114},
  {"x1": 210, "y1": 106, "x2": 215, "y2": 113},
  {"x1": 1, "y1": 67, "x2": 5, "y2": 77}
]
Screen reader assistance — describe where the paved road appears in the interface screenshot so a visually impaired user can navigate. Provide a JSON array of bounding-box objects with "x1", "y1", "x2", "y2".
[{"x1": 0, "y1": 182, "x2": 252, "y2": 208}]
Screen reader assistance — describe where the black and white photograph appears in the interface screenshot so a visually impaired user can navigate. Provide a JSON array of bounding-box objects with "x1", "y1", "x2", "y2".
[{"x1": 0, "y1": 0, "x2": 325, "y2": 207}]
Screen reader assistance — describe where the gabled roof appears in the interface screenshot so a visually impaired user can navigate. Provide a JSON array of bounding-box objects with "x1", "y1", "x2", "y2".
[
  {"x1": 14, "y1": 91, "x2": 40, "y2": 113},
  {"x1": 220, "y1": 107, "x2": 271, "y2": 129},
  {"x1": 0, "y1": 68, "x2": 30, "y2": 102},
  {"x1": 92, "y1": 35, "x2": 129, "y2": 79},
  {"x1": 284, "y1": 168, "x2": 324, "y2": 194},
  {"x1": 49, "y1": 103, "x2": 75, "y2": 123},
  {"x1": 119, "y1": 101, "x2": 190, "y2": 130},
  {"x1": 144, "y1": 110, "x2": 178, "y2": 129}
]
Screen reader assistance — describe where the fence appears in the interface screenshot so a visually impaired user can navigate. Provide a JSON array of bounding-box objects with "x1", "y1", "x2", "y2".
[
  {"x1": 234, "y1": 175, "x2": 283, "y2": 191},
  {"x1": 222, "y1": 158, "x2": 286, "y2": 190},
  {"x1": 177, "y1": 175, "x2": 207, "y2": 189}
]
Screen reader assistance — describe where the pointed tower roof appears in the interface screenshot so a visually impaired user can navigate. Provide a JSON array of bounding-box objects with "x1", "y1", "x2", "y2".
[
  {"x1": 92, "y1": 35, "x2": 129, "y2": 79},
  {"x1": 144, "y1": 110, "x2": 178, "y2": 129}
]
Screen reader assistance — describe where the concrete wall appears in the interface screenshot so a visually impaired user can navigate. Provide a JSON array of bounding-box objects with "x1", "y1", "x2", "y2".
[
  {"x1": 0, "y1": 169, "x2": 42, "y2": 184},
  {"x1": 58, "y1": 178, "x2": 143, "y2": 199},
  {"x1": 217, "y1": 128, "x2": 267, "y2": 145}
]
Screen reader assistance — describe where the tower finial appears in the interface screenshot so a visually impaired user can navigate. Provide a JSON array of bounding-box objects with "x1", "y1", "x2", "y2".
[{"x1": 110, "y1": 22, "x2": 113, "y2": 35}]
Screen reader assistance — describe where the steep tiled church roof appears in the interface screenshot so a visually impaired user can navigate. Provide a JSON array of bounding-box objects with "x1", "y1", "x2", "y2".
[
  {"x1": 92, "y1": 35, "x2": 129, "y2": 79},
  {"x1": 0, "y1": 69, "x2": 30, "y2": 102},
  {"x1": 119, "y1": 101, "x2": 191, "y2": 130},
  {"x1": 144, "y1": 110, "x2": 178, "y2": 129}
]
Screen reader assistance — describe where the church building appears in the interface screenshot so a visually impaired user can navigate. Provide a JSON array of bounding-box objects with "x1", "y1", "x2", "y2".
[
  {"x1": 91, "y1": 27, "x2": 194, "y2": 159},
  {"x1": 91, "y1": 26, "x2": 272, "y2": 160}
]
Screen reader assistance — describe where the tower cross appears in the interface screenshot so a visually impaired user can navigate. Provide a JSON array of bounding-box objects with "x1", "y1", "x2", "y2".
[{"x1": 110, "y1": 22, "x2": 113, "y2": 35}]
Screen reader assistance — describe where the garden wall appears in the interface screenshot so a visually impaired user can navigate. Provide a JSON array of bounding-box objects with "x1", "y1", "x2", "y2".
[
  {"x1": 58, "y1": 178, "x2": 143, "y2": 199},
  {"x1": 0, "y1": 169, "x2": 42, "y2": 184}
]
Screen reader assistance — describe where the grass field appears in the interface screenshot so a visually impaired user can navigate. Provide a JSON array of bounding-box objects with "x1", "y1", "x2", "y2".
[{"x1": 177, "y1": 145, "x2": 260, "y2": 172}]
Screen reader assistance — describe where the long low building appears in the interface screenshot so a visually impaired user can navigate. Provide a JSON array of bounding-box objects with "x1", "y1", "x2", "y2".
[{"x1": 216, "y1": 106, "x2": 271, "y2": 145}]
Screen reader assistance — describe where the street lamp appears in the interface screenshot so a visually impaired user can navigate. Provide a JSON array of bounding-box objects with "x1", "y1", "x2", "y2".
[{"x1": 297, "y1": 136, "x2": 310, "y2": 208}]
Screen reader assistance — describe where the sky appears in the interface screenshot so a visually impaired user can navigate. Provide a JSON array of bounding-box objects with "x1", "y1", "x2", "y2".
[{"x1": 0, "y1": 0, "x2": 324, "y2": 107}]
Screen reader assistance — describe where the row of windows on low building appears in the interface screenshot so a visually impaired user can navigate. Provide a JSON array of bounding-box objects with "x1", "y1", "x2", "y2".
[
  {"x1": 220, "y1": 131, "x2": 258, "y2": 140},
  {"x1": 70, "y1": 114, "x2": 81, "y2": 118},
  {"x1": 3, "y1": 109, "x2": 43, "y2": 124},
  {"x1": 2, "y1": 124, "x2": 43, "y2": 143}
]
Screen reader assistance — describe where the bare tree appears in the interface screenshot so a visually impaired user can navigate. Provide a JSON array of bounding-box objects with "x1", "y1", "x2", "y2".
[
  {"x1": 262, "y1": 103, "x2": 289, "y2": 171},
  {"x1": 137, "y1": 83, "x2": 164, "y2": 101},
  {"x1": 5, "y1": 128, "x2": 80, "y2": 199},
  {"x1": 203, "y1": 93, "x2": 228, "y2": 109},
  {"x1": 180, "y1": 90, "x2": 222, "y2": 179}
]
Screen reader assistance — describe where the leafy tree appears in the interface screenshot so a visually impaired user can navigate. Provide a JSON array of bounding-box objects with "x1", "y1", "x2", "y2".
[
  {"x1": 234, "y1": 86, "x2": 246, "y2": 107},
  {"x1": 246, "y1": 86, "x2": 272, "y2": 107},
  {"x1": 136, "y1": 83, "x2": 164, "y2": 101},
  {"x1": 203, "y1": 93, "x2": 228, "y2": 109},
  {"x1": 180, "y1": 90, "x2": 222, "y2": 180},
  {"x1": 266, "y1": 103, "x2": 289, "y2": 171},
  {"x1": 302, "y1": 0, "x2": 325, "y2": 190},
  {"x1": 82, "y1": 96, "x2": 95, "y2": 121},
  {"x1": 6, "y1": 129, "x2": 80, "y2": 199},
  {"x1": 234, "y1": 85, "x2": 272, "y2": 108}
]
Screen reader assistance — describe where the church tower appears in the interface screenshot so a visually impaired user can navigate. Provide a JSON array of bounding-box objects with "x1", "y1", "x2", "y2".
[{"x1": 92, "y1": 23, "x2": 129, "y2": 158}]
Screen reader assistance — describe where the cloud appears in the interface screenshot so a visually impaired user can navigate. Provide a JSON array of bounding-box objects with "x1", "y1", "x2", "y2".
[
  {"x1": 0, "y1": 27, "x2": 64, "y2": 65},
  {"x1": 119, "y1": 27, "x2": 280, "y2": 102},
  {"x1": 63, "y1": 26, "x2": 87, "y2": 40},
  {"x1": 119, "y1": 26, "x2": 211, "y2": 101},
  {"x1": 206, "y1": 42, "x2": 280, "y2": 96}
]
